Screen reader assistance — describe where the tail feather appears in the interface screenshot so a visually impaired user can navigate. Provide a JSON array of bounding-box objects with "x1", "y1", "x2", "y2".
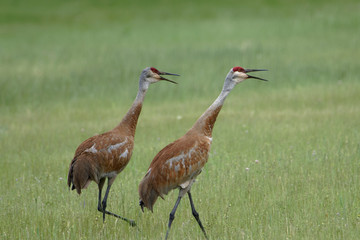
[
  {"x1": 67, "y1": 158, "x2": 76, "y2": 189},
  {"x1": 67, "y1": 156, "x2": 94, "y2": 195},
  {"x1": 138, "y1": 178, "x2": 160, "y2": 212}
]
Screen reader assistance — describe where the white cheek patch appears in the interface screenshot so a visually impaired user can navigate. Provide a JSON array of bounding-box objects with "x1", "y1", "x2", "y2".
[
  {"x1": 146, "y1": 76, "x2": 158, "y2": 83},
  {"x1": 232, "y1": 72, "x2": 248, "y2": 83}
]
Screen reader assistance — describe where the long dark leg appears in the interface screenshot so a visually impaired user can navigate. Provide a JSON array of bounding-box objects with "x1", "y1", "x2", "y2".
[
  {"x1": 165, "y1": 195, "x2": 183, "y2": 240},
  {"x1": 188, "y1": 191, "x2": 208, "y2": 239},
  {"x1": 98, "y1": 177, "x2": 136, "y2": 226},
  {"x1": 101, "y1": 180, "x2": 112, "y2": 222},
  {"x1": 97, "y1": 178, "x2": 106, "y2": 213}
]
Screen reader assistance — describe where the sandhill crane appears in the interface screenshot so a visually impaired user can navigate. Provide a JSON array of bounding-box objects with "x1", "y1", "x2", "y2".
[
  {"x1": 67, "y1": 67, "x2": 179, "y2": 225},
  {"x1": 138, "y1": 66, "x2": 267, "y2": 238}
]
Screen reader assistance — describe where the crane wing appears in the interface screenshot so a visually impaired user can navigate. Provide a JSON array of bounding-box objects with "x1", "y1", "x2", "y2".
[{"x1": 148, "y1": 134, "x2": 211, "y2": 196}]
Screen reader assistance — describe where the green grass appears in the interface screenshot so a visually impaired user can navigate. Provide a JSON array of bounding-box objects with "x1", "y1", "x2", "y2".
[{"x1": 1, "y1": 0, "x2": 359, "y2": 239}]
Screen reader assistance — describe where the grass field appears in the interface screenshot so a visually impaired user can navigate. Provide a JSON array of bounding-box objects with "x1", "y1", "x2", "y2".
[{"x1": 1, "y1": 0, "x2": 359, "y2": 239}]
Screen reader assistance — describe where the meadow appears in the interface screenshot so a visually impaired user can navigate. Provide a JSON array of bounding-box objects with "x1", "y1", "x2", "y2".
[{"x1": 0, "y1": 0, "x2": 359, "y2": 239}]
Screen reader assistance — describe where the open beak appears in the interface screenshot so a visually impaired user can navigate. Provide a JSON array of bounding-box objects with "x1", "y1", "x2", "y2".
[
  {"x1": 158, "y1": 71, "x2": 180, "y2": 84},
  {"x1": 245, "y1": 69, "x2": 268, "y2": 81}
]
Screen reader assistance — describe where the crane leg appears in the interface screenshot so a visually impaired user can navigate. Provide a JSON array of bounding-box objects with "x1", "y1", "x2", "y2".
[
  {"x1": 97, "y1": 178, "x2": 106, "y2": 213},
  {"x1": 188, "y1": 191, "x2": 208, "y2": 239},
  {"x1": 97, "y1": 177, "x2": 136, "y2": 226},
  {"x1": 165, "y1": 194, "x2": 183, "y2": 240}
]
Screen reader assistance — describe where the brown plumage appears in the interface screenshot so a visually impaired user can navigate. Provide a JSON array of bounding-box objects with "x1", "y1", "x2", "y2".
[
  {"x1": 67, "y1": 67, "x2": 179, "y2": 225},
  {"x1": 138, "y1": 66, "x2": 268, "y2": 239},
  {"x1": 138, "y1": 108, "x2": 218, "y2": 212}
]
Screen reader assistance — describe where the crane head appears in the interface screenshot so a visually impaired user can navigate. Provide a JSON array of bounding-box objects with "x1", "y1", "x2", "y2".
[
  {"x1": 143, "y1": 67, "x2": 180, "y2": 84},
  {"x1": 230, "y1": 66, "x2": 268, "y2": 83}
]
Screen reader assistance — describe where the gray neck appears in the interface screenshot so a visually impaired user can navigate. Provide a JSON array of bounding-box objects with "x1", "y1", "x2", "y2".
[
  {"x1": 213, "y1": 78, "x2": 236, "y2": 107},
  {"x1": 190, "y1": 78, "x2": 236, "y2": 136},
  {"x1": 115, "y1": 77, "x2": 150, "y2": 135},
  {"x1": 135, "y1": 78, "x2": 150, "y2": 103}
]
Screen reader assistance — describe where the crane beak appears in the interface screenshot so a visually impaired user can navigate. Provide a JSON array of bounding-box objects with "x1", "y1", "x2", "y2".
[
  {"x1": 245, "y1": 69, "x2": 268, "y2": 81},
  {"x1": 158, "y1": 71, "x2": 180, "y2": 84}
]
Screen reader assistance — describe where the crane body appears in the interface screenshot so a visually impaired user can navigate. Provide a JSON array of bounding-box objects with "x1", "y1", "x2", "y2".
[
  {"x1": 67, "y1": 67, "x2": 179, "y2": 225},
  {"x1": 139, "y1": 66, "x2": 267, "y2": 239}
]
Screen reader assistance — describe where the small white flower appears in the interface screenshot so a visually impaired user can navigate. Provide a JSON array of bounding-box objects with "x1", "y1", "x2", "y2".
[
  {"x1": 176, "y1": 115, "x2": 183, "y2": 120},
  {"x1": 245, "y1": 167, "x2": 250, "y2": 171},
  {"x1": 255, "y1": 160, "x2": 259, "y2": 164}
]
